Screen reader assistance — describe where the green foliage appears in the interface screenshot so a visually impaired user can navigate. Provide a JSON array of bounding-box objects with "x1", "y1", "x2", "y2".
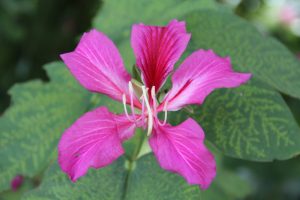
[
  {"x1": 169, "y1": 79, "x2": 300, "y2": 161},
  {"x1": 22, "y1": 158, "x2": 127, "y2": 200},
  {"x1": 94, "y1": 0, "x2": 300, "y2": 161},
  {"x1": 0, "y1": 62, "x2": 92, "y2": 191},
  {"x1": 93, "y1": 0, "x2": 218, "y2": 42},
  {"x1": 1, "y1": 0, "x2": 300, "y2": 199},
  {"x1": 185, "y1": 10, "x2": 300, "y2": 99},
  {"x1": 23, "y1": 154, "x2": 251, "y2": 200}
]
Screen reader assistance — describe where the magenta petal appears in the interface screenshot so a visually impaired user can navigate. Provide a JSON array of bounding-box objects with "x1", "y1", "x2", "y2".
[
  {"x1": 58, "y1": 107, "x2": 137, "y2": 182},
  {"x1": 131, "y1": 19, "x2": 191, "y2": 91},
  {"x1": 160, "y1": 49, "x2": 251, "y2": 111},
  {"x1": 61, "y1": 29, "x2": 135, "y2": 105},
  {"x1": 149, "y1": 119, "x2": 216, "y2": 189},
  {"x1": 114, "y1": 114, "x2": 141, "y2": 141}
]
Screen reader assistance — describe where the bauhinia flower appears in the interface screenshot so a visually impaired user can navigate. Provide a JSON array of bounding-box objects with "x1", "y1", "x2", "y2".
[{"x1": 58, "y1": 19, "x2": 251, "y2": 189}]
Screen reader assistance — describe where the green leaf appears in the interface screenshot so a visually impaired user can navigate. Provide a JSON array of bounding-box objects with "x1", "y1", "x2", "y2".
[
  {"x1": 23, "y1": 154, "x2": 251, "y2": 200},
  {"x1": 0, "y1": 62, "x2": 89, "y2": 191},
  {"x1": 170, "y1": 79, "x2": 300, "y2": 161},
  {"x1": 0, "y1": 176, "x2": 37, "y2": 200},
  {"x1": 93, "y1": 0, "x2": 218, "y2": 42},
  {"x1": 203, "y1": 167, "x2": 252, "y2": 200},
  {"x1": 185, "y1": 10, "x2": 300, "y2": 99},
  {"x1": 22, "y1": 158, "x2": 127, "y2": 200},
  {"x1": 0, "y1": 62, "x2": 122, "y2": 192},
  {"x1": 94, "y1": 2, "x2": 300, "y2": 161},
  {"x1": 125, "y1": 154, "x2": 251, "y2": 200}
]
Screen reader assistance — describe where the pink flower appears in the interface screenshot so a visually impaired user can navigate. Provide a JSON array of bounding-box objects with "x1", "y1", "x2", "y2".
[
  {"x1": 279, "y1": 4, "x2": 298, "y2": 25},
  {"x1": 59, "y1": 20, "x2": 251, "y2": 189}
]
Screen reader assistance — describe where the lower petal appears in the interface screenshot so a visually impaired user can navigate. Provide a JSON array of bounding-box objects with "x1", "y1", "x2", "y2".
[
  {"x1": 58, "y1": 107, "x2": 137, "y2": 182},
  {"x1": 149, "y1": 118, "x2": 216, "y2": 189}
]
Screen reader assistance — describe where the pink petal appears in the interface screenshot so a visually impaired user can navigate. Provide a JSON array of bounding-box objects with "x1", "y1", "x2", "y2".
[
  {"x1": 114, "y1": 114, "x2": 142, "y2": 141},
  {"x1": 160, "y1": 49, "x2": 251, "y2": 111},
  {"x1": 149, "y1": 118, "x2": 216, "y2": 190},
  {"x1": 58, "y1": 107, "x2": 137, "y2": 182},
  {"x1": 61, "y1": 29, "x2": 140, "y2": 107},
  {"x1": 131, "y1": 20, "x2": 191, "y2": 91}
]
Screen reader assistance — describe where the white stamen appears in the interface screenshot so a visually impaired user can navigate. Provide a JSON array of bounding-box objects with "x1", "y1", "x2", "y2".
[
  {"x1": 157, "y1": 99, "x2": 168, "y2": 126},
  {"x1": 142, "y1": 86, "x2": 153, "y2": 136},
  {"x1": 151, "y1": 86, "x2": 157, "y2": 115},
  {"x1": 140, "y1": 95, "x2": 146, "y2": 128},
  {"x1": 122, "y1": 94, "x2": 134, "y2": 122}
]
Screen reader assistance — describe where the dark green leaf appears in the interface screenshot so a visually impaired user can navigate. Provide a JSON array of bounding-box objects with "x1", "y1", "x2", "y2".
[
  {"x1": 185, "y1": 10, "x2": 300, "y2": 99},
  {"x1": 22, "y1": 158, "x2": 127, "y2": 200},
  {"x1": 169, "y1": 79, "x2": 300, "y2": 161},
  {"x1": 93, "y1": 0, "x2": 218, "y2": 42},
  {"x1": 0, "y1": 62, "x2": 122, "y2": 192},
  {"x1": 23, "y1": 153, "x2": 251, "y2": 200}
]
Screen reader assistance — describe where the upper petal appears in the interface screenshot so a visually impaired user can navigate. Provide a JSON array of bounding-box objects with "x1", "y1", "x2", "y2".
[
  {"x1": 61, "y1": 29, "x2": 138, "y2": 106},
  {"x1": 149, "y1": 118, "x2": 216, "y2": 189},
  {"x1": 160, "y1": 49, "x2": 251, "y2": 111},
  {"x1": 131, "y1": 20, "x2": 191, "y2": 91},
  {"x1": 58, "y1": 107, "x2": 137, "y2": 182}
]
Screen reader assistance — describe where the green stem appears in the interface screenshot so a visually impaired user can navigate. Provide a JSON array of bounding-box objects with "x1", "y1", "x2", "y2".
[{"x1": 121, "y1": 130, "x2": 149, "y2": 199}]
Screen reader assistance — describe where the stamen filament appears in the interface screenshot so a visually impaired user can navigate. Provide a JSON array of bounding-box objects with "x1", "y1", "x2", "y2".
[
  {"x1": 122, "y1": 94, "x2": 134, "y2": 122},
  {"x1": 157, "y1": 100, "x2": 168, "y2": 126},
  {"x1": 142, "y1": 86, "x2": 153, "y2": 136},
  {"x1": 140, "y1": 96, "x2": 146, "y2": 128},
  {"x1": 151, "y1": 86, "x2": 157, "y2": 115}
]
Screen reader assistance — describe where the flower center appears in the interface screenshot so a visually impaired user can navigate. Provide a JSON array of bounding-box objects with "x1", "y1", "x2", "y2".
[{"x1": 122, "y1": 81, "x2": 168, "y2": 136}]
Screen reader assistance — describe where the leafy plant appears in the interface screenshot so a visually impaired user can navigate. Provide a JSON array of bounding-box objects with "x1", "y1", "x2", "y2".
[{"x1": 1, "y1": 0, "x2": 300, "y2": 199}]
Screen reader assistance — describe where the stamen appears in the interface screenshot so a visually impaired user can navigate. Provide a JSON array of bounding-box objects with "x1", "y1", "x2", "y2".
[
  {"x1": 140, "y1": 96, "x2": 146, "y2": 129},
  {"x1": 157, "y1": 99, "x2": 168, "y2": 126},
  {"x1": 142, "y1": 86, "x2": 153, "y2": 136},
  {"x1": 122, "y1": 94, "x2": 134, "y2": 122},
  {"x1": 128, "y1": 81, "x2": 136, "y2": 120},
  {"x1": 151, "y1": 86, "x2": 157, "y2": 115}
]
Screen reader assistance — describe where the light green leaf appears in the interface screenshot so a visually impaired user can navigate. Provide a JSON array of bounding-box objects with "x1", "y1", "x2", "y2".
[
  {"x1": 23, "y1": 154, "x2": 251, "y2": 200},
  {"x1": 185, "y1": 10, "x2": 300, "y2": 99},
  {"x1": 0, "y1": 62, "x2": 122, "y2": 192}
]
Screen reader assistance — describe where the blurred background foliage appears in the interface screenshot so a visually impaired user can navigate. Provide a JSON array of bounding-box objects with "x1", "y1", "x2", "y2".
[
  {"x1": 0, "y1": 0, "x2": 300, "y2": 199},
  {"x1": 0, "y1": 0, "x2": 101, "y2": 112}
]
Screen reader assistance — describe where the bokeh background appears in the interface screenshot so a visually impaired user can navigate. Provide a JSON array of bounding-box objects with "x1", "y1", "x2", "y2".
[{"x1": 0, "y1": 0, "x2": 300, "y2": 199}]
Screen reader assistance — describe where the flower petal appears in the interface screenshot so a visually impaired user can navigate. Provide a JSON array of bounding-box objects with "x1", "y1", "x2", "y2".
[
  {"x1": 160, "y1": 49, "x2": 251, "y2": 111},
  {"x1": 58, "y1": 107, "x2": 137, "y2": 182},
  {"x1": 131, "y1": 20, "x2": 190, "y2": 91},
  {"x1": 149, "y1": 118, "x2": 216, "y2": 189},
  {"x1": 61, "y1": 29, "x2": 138, "y2": 106}
]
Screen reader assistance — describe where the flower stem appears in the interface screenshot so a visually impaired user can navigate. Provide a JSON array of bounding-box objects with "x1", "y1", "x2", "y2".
[{"x1": 121, "y1": 129, "x2": 150, "y2": 199}]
